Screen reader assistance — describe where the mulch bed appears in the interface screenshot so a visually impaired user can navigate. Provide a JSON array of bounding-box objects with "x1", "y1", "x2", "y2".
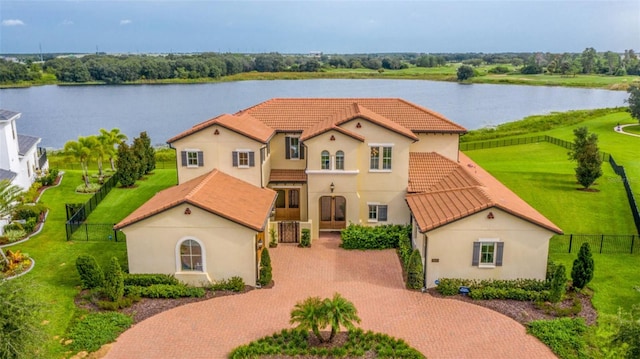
[{"x1": 427, "y1": 288, "x2": 597, "y2": 326}]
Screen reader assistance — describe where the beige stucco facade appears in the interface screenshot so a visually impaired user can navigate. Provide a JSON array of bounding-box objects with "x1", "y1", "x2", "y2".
[
  {"x1": 412, "y1": 208, "x2": 553, "y2": 288},
  {"x1": 122, "y1": 204, "x2": 260, "y2": 286},
  {"x1": 410, "y1": 133, "x2": 460, "y2": 161}
]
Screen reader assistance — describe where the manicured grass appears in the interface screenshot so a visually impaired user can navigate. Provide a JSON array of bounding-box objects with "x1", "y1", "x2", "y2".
[
  {"x1": 623, "y1": 124, "x2": 640, "y2": 135},
  {"x1": 465, "y1": 143, "x2": 640, "y2": 316},
  {"x1": 6, "y1": 168, "x2": 176, "y2": 358}
]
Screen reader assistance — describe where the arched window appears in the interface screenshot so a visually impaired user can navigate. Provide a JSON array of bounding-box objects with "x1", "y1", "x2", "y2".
[
  {"x1": 335, "y1": 150, "x2": 344, "y2": 170},
  {"x1": 321, "y1": 150, "x2": 330, "y2": 170},
  {"x1": 178, "y1": 239, "x2": 204, "y2": 272}
]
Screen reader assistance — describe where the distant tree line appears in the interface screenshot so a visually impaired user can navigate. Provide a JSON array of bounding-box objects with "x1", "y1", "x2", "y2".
[{"x1": 0, "y1": 48, "x2": 638, "y2": 84}]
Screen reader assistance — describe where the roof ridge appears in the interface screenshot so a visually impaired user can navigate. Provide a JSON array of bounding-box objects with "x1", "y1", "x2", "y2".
[
  {"x1": 397, "y1": 98, "x2": 467, "y2": 132},
  {"x1": 185, "y1": 169, "x2": 219, "y2": 200}
]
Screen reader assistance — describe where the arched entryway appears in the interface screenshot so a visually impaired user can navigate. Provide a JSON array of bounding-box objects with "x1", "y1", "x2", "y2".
[{"x1": 319, "y1": 196, "x2": 346, "y2": 230}]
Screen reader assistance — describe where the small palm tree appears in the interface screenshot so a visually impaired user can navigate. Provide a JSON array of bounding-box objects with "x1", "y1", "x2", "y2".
[
  {"x1": 0, "y1": 179, "x2": 22, "y2": 219},
  {"x1": 64, "y1": 136, "x2": 98, "y2": 187},
  {"x1": 99, "y1": 128, "x2": 128, "y2": 171},
  {"x1": 323, "y1": 293, "x2": 361, "y2": 342},
  {"x1": 289, "y1": 296, "x2": 328, "y2": 343}
]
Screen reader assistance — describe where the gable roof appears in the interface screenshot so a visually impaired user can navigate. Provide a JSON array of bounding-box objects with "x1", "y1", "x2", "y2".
[
  {"x1": 168, "y1": 113, "x2": 275, "y2": 144},
  {"x1": 406, "y1": 152, "x2": 562, "y2": 234},
  {"x1": 115, "y1": 169, "x2": 276, "y2": 231},
  {"x1": 168, "y1": 98, "x2": 465, "y2": 144},
  {"x1": 17, "y1": 134, "x2": 41, "y2": 156}
]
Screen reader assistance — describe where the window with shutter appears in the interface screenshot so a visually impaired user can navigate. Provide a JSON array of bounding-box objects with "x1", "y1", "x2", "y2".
[
  {"x1": 367, "y1": 203, "x2": 388, "y2": 222},
  {"x1": 473, "y1": 239, "x2": 501, "y2": 267},
  {"x1": 378, "y1": 205, "x2": 388, "y2": 221},
  {"x1": 183, "y1": 150, "x2": 202, "y2": 167},
  {"x1": 233, "y1": 150, "x2": 255, "y2": 168},
  {"x1": 286, "y1": 136, "x2": 301, "y2": 159}
]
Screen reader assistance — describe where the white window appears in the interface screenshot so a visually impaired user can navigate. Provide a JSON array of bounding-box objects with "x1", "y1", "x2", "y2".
[
  {"x1": 233, "y1": 150, "x2": 255, "y2": 168},
  {"x1": 335, "y1": 150, "x2": 344, "y2": 170},
  {"x1": 369, "y1": 145, "x2": 392, "y2": 171},
  {"x1": 472, "y1": 239, "x2": 504, "y2": 267},
  {"x1": 181, "y1": 150, "x2": 203, "y2": 167},
  {"x1": 177, "y1": 238, "x2": 204, "y2": 272},
  {"x1": 321, "y1": 150, "x2": 330, "y2": 170},
  {"x1": 367, "y1": 203, "x2": 388, "y2": 222}
]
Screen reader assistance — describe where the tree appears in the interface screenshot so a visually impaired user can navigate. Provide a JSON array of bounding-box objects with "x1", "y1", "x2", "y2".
[
  {"x1": 103, "y1": 257, "x2": 124, "y2": 302},
  {"x1": 75, "y1": 254, "x2": 105, "y2": 289},
  {"x1": 0, "y1": 278, "x2": 45, "y2": 359},
  {"x1": 289, "y1": 296, "x2": 327, "y2": 342},
  {"x1": 580, "y1": 47, "x2": 597, "y2": 74},
  {"x1": 548, "y1": 264, "x2": 567, "y2": 302},
  {"x1": 64, "y1": 136, "x2": 98, "y2": 187},
  {"x1": 568, "y1": 127, "x2": 602, "y2": 190},
  {"x1": 457, "y1": 65, "x2": 474, "y2": 81},
  {"x1": 323, "y1": 293, "x2": 361, "y2": 342},
  {"x1": 139, "y1": 131, "x2": 156, "y2": 175},
  {"x1": 626, "y1": 85, "x2": 640, "y2": 123},
  {"x1": 571, "y1": 243, "x2": 594, "y2": 290},
  {"x1": 0, "y1": 179, "x2": 22, "y2": 219},
  {"x1": 115, "y1": 142, "x2": 139, "y2": 187},
  {"x1": 258, "y1": 248, "x2": 272, "y2": 286},
  {"x1": 98, "y1": 128, "x2": 128, "y2": 171}
]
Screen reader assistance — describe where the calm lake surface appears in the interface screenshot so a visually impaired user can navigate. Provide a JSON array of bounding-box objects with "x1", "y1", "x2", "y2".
[{"x1": 0, "y1": 79, "x2": 629, "y2": 148}]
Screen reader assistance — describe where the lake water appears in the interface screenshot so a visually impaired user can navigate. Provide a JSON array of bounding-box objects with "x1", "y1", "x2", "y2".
[{"x1": 0, "y1": 79, "x2": 629, "y2": 148}]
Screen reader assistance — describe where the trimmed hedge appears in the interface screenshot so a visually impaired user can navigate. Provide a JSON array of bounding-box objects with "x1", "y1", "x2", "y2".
[
  {"x1": 340, "y1": 224, "x2": 411, "y2": 250},
  {"x1": 125, "y1": 284, "x2": 205, "y2": 299},
  {"x1": 209, "y1": 276, "x2": 245, "y2": 292},
  {"x1": 436, "y1": 278, "x2": 550, "y2": 300},
  {"x1": 397, "y1": 233, "x2": 412, "y2": 269},
  {"x1": 123, "y1": 273, "x2": 179, "y2": 287}
]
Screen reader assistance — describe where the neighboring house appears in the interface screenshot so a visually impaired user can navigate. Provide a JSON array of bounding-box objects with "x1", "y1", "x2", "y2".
[
  {"x1": 0, "y1": 109, "x2": 48, "y2": 190},
  {"x1": 117, "y1": 98, "x2": 561, "y2": 287}
]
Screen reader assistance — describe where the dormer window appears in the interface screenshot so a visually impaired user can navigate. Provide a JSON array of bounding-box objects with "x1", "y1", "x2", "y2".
[{"x1": 285, "y1": 136, "x2": 304, "y2": 160}]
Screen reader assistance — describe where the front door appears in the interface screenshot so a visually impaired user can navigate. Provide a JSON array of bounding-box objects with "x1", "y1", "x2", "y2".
[
  {"x1": 319, "y1": 196, "x2": 346, "y2": 230},
  {"x1": 275, "y1": 188, "x2": 300, "y2": 221}
]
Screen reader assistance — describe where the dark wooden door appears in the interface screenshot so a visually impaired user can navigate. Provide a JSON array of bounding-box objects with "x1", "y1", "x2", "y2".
[{"x1": 319, "y1": 196, "x2": 346, "y2": 230}]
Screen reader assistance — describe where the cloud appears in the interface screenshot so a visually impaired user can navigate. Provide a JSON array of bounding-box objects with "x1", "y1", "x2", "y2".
[
  {"x1": 120, "y1": 19, "x2": 132, "y2": 25},
  {"x1": 61, "y1": 19, "x2": 74, "y2": 26},
  {"x1": 2, "y1": 19, "x2": 25, "y2": 27}
]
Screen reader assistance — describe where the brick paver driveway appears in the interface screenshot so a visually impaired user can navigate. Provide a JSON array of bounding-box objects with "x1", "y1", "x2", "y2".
[{"x1": 105, "y1": 234, "x2": 555, "y2": 359}]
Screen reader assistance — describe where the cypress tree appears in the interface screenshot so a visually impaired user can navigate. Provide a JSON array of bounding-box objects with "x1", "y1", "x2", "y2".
[
  {"x1": 132, "y1": 136, "x2": 148, "y2": 180},
  {"x1": 406, "y1": 249, "x2": 424, "y2": 290},
  {"x1": 549, "y1": 264, "x2": 567, "y2": 302},
  {"x1": 571, "y1": 243, "x2": 594, "y2": 290},
  {"x1": 258, "y1": 248, "x2": 272, "y2": 286},
  {"x1": 104, "y1": 257, "x2": 124, "y2": 302},
  {"x1": 115, "y1": 142, "x2": 138, "y2": 187},
  {"x1": 139, "y1": 131, "x2": 156, "y2": 174}
]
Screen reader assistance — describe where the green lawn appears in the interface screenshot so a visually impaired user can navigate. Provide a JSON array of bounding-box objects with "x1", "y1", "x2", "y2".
[
  {"x1": 466, "y1": 142, "x2": 640, "y2": 316},
  {"x1": 622, "y1": 124, "x2": 640, "y2": 134},
  {"x1": 6, "y1": 168, "x2": 176, "y2": 358}
]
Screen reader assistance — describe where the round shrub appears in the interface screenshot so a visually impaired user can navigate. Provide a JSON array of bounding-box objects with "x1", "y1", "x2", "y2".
[{"x1": 75, "y1": 255, "x2": 105, "y2": 289}]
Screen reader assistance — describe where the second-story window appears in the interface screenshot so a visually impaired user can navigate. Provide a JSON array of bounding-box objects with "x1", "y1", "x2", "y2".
[
  {"x1": 181, "y1": 150, "x2": 204, "y2": 167},
  {"x1": 232, "y1": 150, "x2": 255, "y2": 168},
  {"x1": 335, "y1": 150, "x2": 344, "y2": 170},
  {"x1": 285, "y1": 136, "x2": 304, "y2": 160},
  {"x1": 369, "y1": 145, "x2": 392, "y2": 171},
  {"x1": 321, "y1": 150, "x2": 330, "y2": 169}
]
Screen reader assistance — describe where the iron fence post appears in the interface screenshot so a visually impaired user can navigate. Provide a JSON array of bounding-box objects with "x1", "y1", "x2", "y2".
[
  {"x1": 600, "y1": 234, "x2": 604, "y2": 254},
  {"x1": 632, "y1": 235, "x2": 636, "y2": 254},
  {"x1": 568, "y1": 234, "x2": 573, "y2": 253}
]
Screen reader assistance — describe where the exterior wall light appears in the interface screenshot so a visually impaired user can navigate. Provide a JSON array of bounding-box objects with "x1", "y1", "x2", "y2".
[{"x1": 330, "y1": 182, "x2": 335, "y2": 193}]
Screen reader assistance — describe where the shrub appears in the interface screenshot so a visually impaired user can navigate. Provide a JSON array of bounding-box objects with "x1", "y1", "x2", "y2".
[
  {"x1": 549, "y1": 264, "x2": 567, "y2": 303},
  {"x1": 103, "y1": 257, "x2": 124, "y2": 301},
  {"x1": 210, "y1": 276, "x2": 245, "y2": 292},
  {"x1": 259, "y1": 248, "x2": 272, "y2": 286},
  {"x1": 436, "y1": 278, "x2": 550, "y2": 299},
  {"x1": 136, "y1": 284, "x2": 205, "y2": 298},
  {"x1": 123, "y1": 273, "x2": 179, "y2": 287},
  {"x1": 299, "y1": 229, "x2": 311, "y2": 247},
  {"x1": 571, "y1": 242, "x2": 594, "y2": 290},
  {"x1": 0, "y1": 278, "x2": 45, "y2": 359},
  {"x1": 527, "y1": 318, "x2": 588, "y2": 359},
  {"x1": 96, "y1": 296, "x2": 138, "y2": 310},
  {"x1": 75, "y1": 183, "x2": 101, "y2": 193},
  {"x1": 269, "y1": 226, "x2": 278, "y2": 248},
  {"x1": 12, "y1": 203, "x2": 47, "y2": 220},
  {"x1": 37, "y1": 168, "x2": 59, "y2": 186},
  {"x1": 397, "y1": 233, "x2": 412, "y2": 269},
  {"x1": 2, "y1": 229, "x2": 26, "y2": 243},
  {"x1": 488, "y1": 65, "x2": 511, "y2": 74},
  {"x1": 340, "y1": 224, "x2": 410, "y2": 250},
  {"x1": 67, "y1": 312, "x2": 133, "y2": 352},
  {"x1": 75, "y1": 255, "x2": 105, "y2": 289},
  {"x1": 406, "y1": 250, "x2": 424, "y2": 290}
]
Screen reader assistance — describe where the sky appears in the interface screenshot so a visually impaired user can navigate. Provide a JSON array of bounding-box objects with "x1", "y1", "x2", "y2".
[{"x1": 1, "y1": 0, "x2": 639, "y2": 54}]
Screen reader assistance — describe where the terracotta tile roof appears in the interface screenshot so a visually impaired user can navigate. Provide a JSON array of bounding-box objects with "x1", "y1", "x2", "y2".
[
  {"x1": 115, "y1": 169, "x2": 276, "y2": 232},
  {"x1": 238, "y1": 98, "x2": 466, "y2": 133},
  {"x1": 168, "y1": 113, "x2": 275, "y2": 144},
  {"x1": 408, "y1": 152, "x2": 480, "y2": 193},
  {"x1": 300, "y1": 112, "x2": 365, "y2": 142},
  {"x1": 269, "y1": 169, "x2": 307, "y2": 183},
  {"x1": 407, "y1": 152, "x2": 562, "y2": 234}
]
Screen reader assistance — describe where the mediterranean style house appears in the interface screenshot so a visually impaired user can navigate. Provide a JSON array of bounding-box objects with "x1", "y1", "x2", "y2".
[
  {"x1": 0, "y1": 109, "x2": 48, "y2": 190},
  {"x1": 115, "y1": 98, "x2": 562, "y2": 287}
]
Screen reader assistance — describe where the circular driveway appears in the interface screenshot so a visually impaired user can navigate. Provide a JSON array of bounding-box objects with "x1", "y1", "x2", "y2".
[{"x1": 105, "y1": 234, "x2": 556, "y2": 359}]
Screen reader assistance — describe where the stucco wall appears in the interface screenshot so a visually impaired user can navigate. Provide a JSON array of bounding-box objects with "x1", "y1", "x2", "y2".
[
  {"x1": 414, "y1": 208, "x2": 553, "y2": 288},
  {"x1": 122, "y1": 204, "x2": 258, "y2": 286},
  {"x1": 172, "y1": 125, "x2": 263, "y2": 186},
  {"x1": 269, "y1": 133, "x2": 307, "y2": 170},
  {"x1": 410, "y1": 133, "x2": 460, "y2": 161}
]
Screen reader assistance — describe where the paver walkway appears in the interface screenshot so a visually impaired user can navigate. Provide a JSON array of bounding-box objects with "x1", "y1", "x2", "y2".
[{"x1": 105, "y1": 233, "x2": 556, "y2": 359}]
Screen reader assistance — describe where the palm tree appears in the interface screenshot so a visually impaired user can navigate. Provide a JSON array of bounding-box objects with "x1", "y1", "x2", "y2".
[
  {"x1": 289, "y1": 296, "x2": 328, "y2": 343},
  {"x1": 323, "y1": 293, "x2": 361, "y2": 342},
  {"x1": 64, "y1": 136, "x2": 98, "y2": 187},
  {"x1": 0, "y1": 179, "x2": 22, "y2": 219},
  {"x1": 99, "y1": 128, "x2": 128, "y2": 171}
]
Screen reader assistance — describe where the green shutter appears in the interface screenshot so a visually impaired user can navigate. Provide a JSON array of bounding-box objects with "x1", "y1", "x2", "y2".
[{"x1": 472, "y1": 242, "x2": 480, "y2": 266}]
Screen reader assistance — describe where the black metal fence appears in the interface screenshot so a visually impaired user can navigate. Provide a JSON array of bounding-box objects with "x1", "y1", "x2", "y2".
[
  {"x1": 609, "y1": 156, "x2": 640, "y2": 235},
  {"x1": 65, "y1": 175, "x2": 119, "y2": 240},
  {"x1": 67, "y1": 223, "x2": 125, "y2": 242},
  {"x1": 552, "y1": 234, "x2": 639, "y2": 255}
]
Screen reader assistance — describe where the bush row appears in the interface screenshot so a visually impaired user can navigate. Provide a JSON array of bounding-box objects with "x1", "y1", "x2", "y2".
[
  {"x1": 469, "y1": 287, "x2": 551, "y2": 301},
  {"x1": 436, "y1": 278, "x2": 550, "y2": 297},
  {"x1": 124, "y1": 284, "x2": 205, "y2": 299},
  {"x1": 340, "y1": 224, "x2": 411, "y2": 250},
  {"x1": 123, "y1": 273, "x2": 179, "y2": 287},
  {"x1": 208, "y1": 276, "x2": 245, "y2": 292}
]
